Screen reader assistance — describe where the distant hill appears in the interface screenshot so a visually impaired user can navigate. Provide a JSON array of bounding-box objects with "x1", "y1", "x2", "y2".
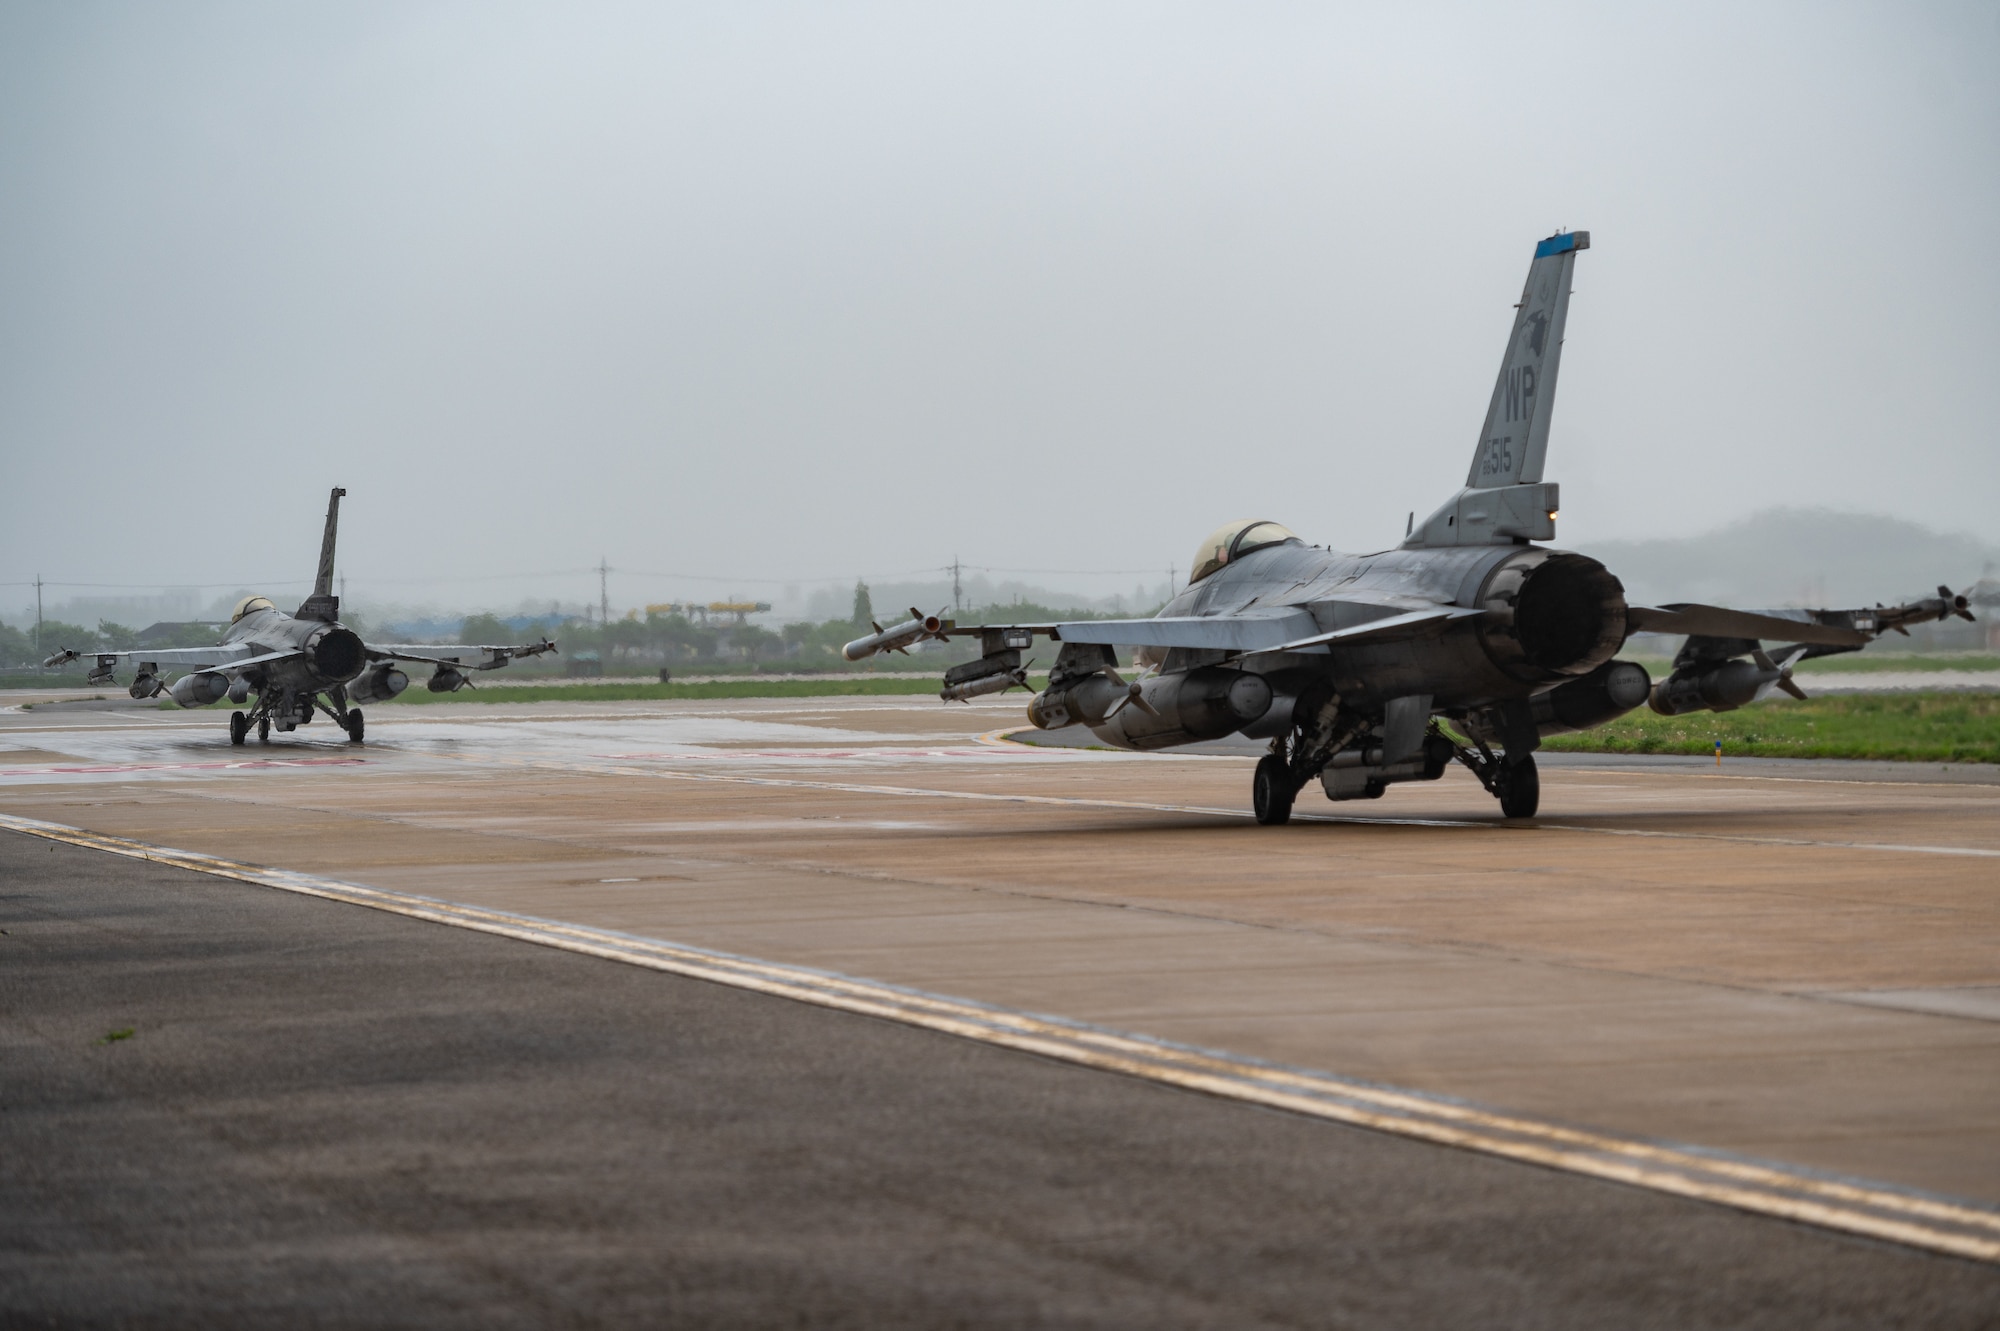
[{"x1": 1571, "y1": 509, "x2": 1998, "y2": 610}]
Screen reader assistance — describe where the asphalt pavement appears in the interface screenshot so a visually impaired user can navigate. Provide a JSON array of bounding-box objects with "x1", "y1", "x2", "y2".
[{"x1": 3, "y1": 829, "x2": 1995, "y2": 1328}]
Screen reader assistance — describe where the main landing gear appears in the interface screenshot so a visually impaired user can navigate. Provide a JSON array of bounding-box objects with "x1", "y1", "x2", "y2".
[
  {"x1": 1494, "y1": 755, "x2": 1539, "y2": 819},
  {"x1": 1451, "y1": 739, "x2": 1541, "y2": 819},
  {"x1": 1248, "y1": 694, "x2": 1543, "y2": 823},
  {"x1": 229, "y1": 711, "x2": 249, "y2": 746},
  {"x1": 1253, "y1": 754, "x2": 1295, "y2": 826}
]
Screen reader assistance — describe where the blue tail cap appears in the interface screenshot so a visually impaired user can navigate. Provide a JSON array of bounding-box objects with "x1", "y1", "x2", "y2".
[{"x1": 1534, "y1": 230, "x2": 1590, "y2": 259}]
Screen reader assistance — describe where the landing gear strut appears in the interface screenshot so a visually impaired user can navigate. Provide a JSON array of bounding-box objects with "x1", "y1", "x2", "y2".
[
  {"x1": 1251, "y1": 683, "x2": 1363, "y2": 826},
  {"x1": 1451, "y1": 736, "x2": 1541, "y2": 819}
]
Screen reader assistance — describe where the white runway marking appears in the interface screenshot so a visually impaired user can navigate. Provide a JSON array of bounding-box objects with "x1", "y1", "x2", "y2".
[{"x1": 6, "y1": 809, "x2": 1996, "y2": 1265}]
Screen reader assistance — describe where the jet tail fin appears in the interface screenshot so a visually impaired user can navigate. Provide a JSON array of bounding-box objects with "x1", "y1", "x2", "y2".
[
  {"x1": 298, "y1": 486, "x2": 347, "y2": 622},
  {"x1": 1405, "y1": 231, "x2": 1586, "y2": 549}
]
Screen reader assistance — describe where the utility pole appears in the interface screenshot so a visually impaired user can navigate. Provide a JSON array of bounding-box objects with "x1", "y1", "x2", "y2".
[
  {"x1": 34, "y1": 574, "x2": 43, "y2": 663},
  {"x1": 950, "y1": 557, "x2": 962, "y2": 614},
  {"x1": 598, "y1": 557, "x2": 611, "y2": 625}
]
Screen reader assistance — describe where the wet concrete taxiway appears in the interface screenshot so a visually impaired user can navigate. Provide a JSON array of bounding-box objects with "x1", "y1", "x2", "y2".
[
  {"x1": 10, "y1": 829, "x2": 1999, "y2": 1327},
  {"x1": 4, "y1": 693, "x2": 1999, "y2": 1313}
]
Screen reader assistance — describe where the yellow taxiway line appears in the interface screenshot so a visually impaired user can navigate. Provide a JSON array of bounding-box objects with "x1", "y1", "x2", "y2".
[{"x1": 5, "y1": 809, "x2": 1998, "y2": 1265}]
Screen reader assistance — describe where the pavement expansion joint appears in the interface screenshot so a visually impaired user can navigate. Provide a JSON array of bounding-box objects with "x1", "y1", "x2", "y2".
[{"x1": 6, "y1": 809, "x2": 1999, "y2": 1266}]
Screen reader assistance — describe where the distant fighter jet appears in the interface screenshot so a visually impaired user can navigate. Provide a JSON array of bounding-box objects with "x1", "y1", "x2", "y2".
[
  {"x1": 44, "y1": 489, "x2": 557, "y2": 744},
  {"x1": 846, "y1": 231, "x2": 1975, "y2": 821}
]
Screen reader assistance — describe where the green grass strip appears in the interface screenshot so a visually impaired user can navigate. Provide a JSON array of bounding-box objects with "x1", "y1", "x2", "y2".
[{"x1": 1543, "y1": 692, "x2": 2000, "y2": 764}]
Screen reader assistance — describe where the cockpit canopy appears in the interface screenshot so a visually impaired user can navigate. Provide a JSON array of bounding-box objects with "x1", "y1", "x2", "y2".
[
  {"x1": 231, "y1": 595, "x2": 276, "y2": 623},
  {"x1": 1188, "y1": 520, "x2": 1298, "y2": 585}
]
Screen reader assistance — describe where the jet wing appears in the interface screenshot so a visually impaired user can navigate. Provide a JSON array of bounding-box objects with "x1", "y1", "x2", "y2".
[
  {"x1": 1050, "y1": 611, "x2": 1321, "y2": 652},
  {"x1": 42, "y1": 643, "x2": 262, "y2": 670},
  {"x1": 965, "y1": 603, "x2": 1479, "y2": 655},
  {"x1": 369, "y1": 639, "x2": 558, "y2": 671},
  {"x1": 1249, "y1": 606, "x2": 1487, "y2": 655},
  {"x1": 1627, "y1": 604, "x2": 1870, "y2": 649}
]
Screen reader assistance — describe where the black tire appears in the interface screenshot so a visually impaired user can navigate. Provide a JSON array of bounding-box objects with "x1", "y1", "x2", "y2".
[
  {"x1": 346, "y1": 709, "x2": 365, "y2": 743},
  {"x1": 1253, "y1": 754, "x2": 1295, "y2": 826},
  {"x1": 229, "y1": 711, "x2": 248, "y2": 746},
  {"x1": 1497, "y1": 755, "x2": 1540, "y2": 819},
  {"x1": 257, "y1": 716, "x2": 271, "y2": 743}
]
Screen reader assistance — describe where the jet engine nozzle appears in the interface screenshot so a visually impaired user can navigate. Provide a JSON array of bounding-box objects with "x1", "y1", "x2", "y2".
[
  {"x1": 167, "y1": 671, "x2": 230, "y2": 709},
  {"x1": 843, "y1": 609, "x2": 949, "y2": 661},
  {"x1": 306, "y1": 626, "x2": 366, "y2": 684},
  {"x1": 1475, "y1": 549, "x2": 1629, "y2": 683},
  {"x1": 349, "y1": 663, "x2": 410, "y2": 704}
]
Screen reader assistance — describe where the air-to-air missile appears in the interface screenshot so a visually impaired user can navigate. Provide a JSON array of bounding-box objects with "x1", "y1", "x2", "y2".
[{"x1": 842, "y1": 609, "x2": 950, "y2": 662}]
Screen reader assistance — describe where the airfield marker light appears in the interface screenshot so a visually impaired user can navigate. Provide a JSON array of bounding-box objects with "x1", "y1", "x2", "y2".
[{"x1": 1715, "y1": 739, "x2": 1723, "y2": 767}]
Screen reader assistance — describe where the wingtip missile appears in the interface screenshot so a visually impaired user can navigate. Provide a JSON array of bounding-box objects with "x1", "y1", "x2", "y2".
[{"x1": 842, "y1": 609, "x2": 951, "y2": 661}]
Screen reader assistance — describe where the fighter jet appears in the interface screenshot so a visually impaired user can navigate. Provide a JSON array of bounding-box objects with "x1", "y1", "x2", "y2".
[
  {"x1": 43, "y1": 488, "x2": 557, "y2": 745},
  {"x1": 845, "y1": 230, "x2": 1976, "y2": 821}
]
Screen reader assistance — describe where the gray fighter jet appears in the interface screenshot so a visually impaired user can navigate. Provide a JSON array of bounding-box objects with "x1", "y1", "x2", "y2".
[
  {"x1": 43, "y1": 488, "x2": 557, "y2": 745},
  {"x1": 845, "y1": 231, "x2": 1975, "y2": 821}
]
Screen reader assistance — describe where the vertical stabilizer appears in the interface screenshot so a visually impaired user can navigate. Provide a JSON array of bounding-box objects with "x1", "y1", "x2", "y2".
[
  {"x1": 1404, "y1": 231, "x2": 1587, "y2": 548},
  {"x1": 297, "y1": 487, "x2": 347, "y2": 621},
  {"x1": 1468, "y1": 231, "x2": 1586, "y2": 490}
]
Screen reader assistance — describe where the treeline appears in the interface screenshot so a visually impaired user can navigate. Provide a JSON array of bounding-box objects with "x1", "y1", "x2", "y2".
[
  {"x1": 0, "y1": 588, "x2": 1155, "y2": 673},
  {"x1": 0, "y1": 618, "x2": 240, "y2": 667},
  {"x1": 463, "y1": 589, "x2": 1149, "y2": 672}
]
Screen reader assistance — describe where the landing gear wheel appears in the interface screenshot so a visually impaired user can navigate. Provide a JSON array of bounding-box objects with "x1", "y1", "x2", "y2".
[
  {"x1": 229, "y1": 711, "x2": 248, "y2": 746},
  {"x1": 257, "y1": 716, "x2": 271, "y2": 743},
  {"x1": 1253, "y1": 754, "x2": 1296, "y2": 826},
  {"x1": 345, "y1": 709, "x2": 364, "y2": 744},
  {"x1": 1497, "y1": 755, "x2": 1540, "y2": 819}
]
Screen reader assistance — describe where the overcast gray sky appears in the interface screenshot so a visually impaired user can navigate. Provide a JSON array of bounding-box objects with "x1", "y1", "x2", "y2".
[{"x1": 3, "y1": 0, "x2": 1996, "y2": 616}]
